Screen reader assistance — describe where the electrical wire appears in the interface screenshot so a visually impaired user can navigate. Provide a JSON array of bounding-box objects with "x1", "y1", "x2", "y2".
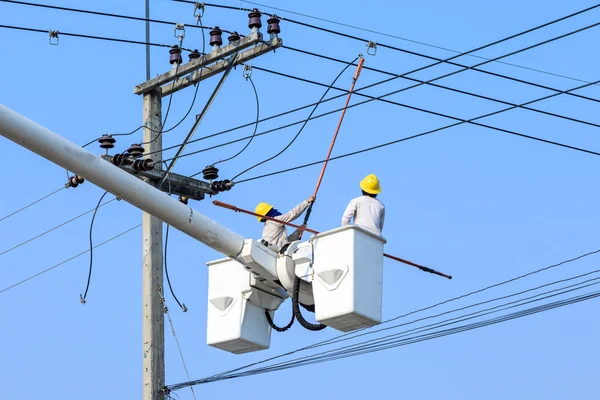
[
  {"x1": 181, "y1": 72, "x2": 600, "y2": 178},
  {"x1": 0, "y1": 0, "x2": 213, "y2": 31},
  {"x1": 239, "y1": 0, "x2": 599, "y2": 86},
  {"x1": 231, "y1": 56, "x2": 359, "y2": 181},
  {"x1": 212, "y1": 75, "x2": 260, "y2": 165},
  {"x1": 167, "y1": 278, "x2": 600, "y2": 390},
  {"x1": 0, "y1": 186, "x2": 65, "y2": 224},
  {"x1": 158, "y1": 13, "x2": 600, "y2": 164},
  {"x1": 0, "y1": 198, "x2": 116, "y2": 257},
  {"x1": 270, "y1": 50, "x2": 600, "y2": 128},
  {"x1": 177, "y1": 1, "x2": 600, "y2": 98},
  {"x1": 251, "y1": 66, "x2": 600, "y2": 148},
  {"x1": 80, "y1": 191, "x2": 109, "y2": 304},
  {"x1": 158, "y1": 288, "x2": 196, "y2": 400},
  {"x1": 187, "y1": 247, "x2": 600, "y2": 384},
  {"x1": 232, "y1": 77, "x2": 600, "y2": 184},
  {"x1": 164, "y1": 225, "x2": 187, "y2": 312},
  {"x1": 0, "y1": 24, "x2": 193, "y2": 50},
  {"x1": 0, "y1": 224, "x2": 141, "y2": 295}
]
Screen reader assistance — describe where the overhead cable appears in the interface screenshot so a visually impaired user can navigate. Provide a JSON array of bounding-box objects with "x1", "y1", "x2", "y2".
[
  {"x1": 231, "y1": 56, "x2": 359, "y2": 181},
  {"x1": 0, "y1": 198, "x2": 116, "y2": 257},
  {"x1": 0, "y1": 186, "x2": 65, "y2": 224},
  {"x1": 0, "y1": 224, "x2": 141, "y2": 295},
  {"x1": 238, "y1": 0, "x2": 599, "y2": 86}
]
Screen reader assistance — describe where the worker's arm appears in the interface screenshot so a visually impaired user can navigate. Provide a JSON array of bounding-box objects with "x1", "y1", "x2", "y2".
[
  {"x1": 341, "y1": 199, "x2": 356, "y2": 226},
  {"x1": 380, "y1": 205, "x2": 385, "y2": 232},
  {"x1": 278, "y1": 197, "x2": 313, "y2": 223}
]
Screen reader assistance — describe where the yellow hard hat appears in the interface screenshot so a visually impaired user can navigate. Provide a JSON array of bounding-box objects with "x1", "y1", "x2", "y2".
[
  {"x1": 360, "y1": 174, "x2": 382, "y2": 194},
  {"x1": 255, "y1": 202, "x2": 273, "y2": 222}
]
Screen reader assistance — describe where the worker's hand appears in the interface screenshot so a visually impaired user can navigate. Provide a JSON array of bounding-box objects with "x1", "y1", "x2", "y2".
[{"x1": 307, "y1": 195, "x2": 316, "y2": 204}]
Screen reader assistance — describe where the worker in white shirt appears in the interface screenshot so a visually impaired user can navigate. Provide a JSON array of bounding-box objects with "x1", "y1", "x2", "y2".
[
  {"x1": 341, "y1": 174, "x2": 385, "y2": 235},
  {"x1": 255, "y1": 196, "x2": 316, "y2": 252}
]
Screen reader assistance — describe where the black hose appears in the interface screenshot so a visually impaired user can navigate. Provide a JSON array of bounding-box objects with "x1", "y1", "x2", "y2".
[
  {"x1": 293, "y1": 276, "x2": 327, "y2": 331},
  {"x1": 264, "y1": 308, "x2": 294, "y2": 332}
]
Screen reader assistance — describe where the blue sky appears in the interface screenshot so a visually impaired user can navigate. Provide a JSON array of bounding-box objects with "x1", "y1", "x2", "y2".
[{"x1": 2, "y1": 0, "x2": 600, "y2": 398}]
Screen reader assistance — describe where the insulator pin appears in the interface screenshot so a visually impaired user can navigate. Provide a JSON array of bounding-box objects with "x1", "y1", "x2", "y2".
[
  {"x1": 178, "y1": 195, "x2": 189, "y2": 205},
  {"x1": 169, "y1": 45, "x2": 183, "y2": 65},
  {"x1": 228, "y1": 32, "x2": 241, "y2": 43},
  {"x1": 127, "y1": 144, "x2": 145, "y2": 159},
  {"x1": 209, "y1": 27, "x2": 223, "y2": 47},
  {"x1": 188, "y1": 49, "x2": 201, "y2": 61},
  {"x1": 202, "y1": 165, "x2": 219, "y2": 180},
  {"x1": 98, "y1": 135, "x2": 116, "y2": 150},
  {"x1": 211, "y1": 179, "x2": 233, "y2": 193},
  {"x1": 248, "y1": 9, "x2": 262, "y2": 29},
  {"x1": 267, "y1": 16, "x2": 281, "y2": 35}
]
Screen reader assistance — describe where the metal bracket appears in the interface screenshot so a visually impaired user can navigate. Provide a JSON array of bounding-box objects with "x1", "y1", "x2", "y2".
[
  {"x1": 49, "y1": 30, "x2": 59, "y2": 45},
  {"x1": 242, "y1": 63, "x2": 252, "y2": 80},
  {"x1": 366, "y1": 40, "x2": 377, "y2": 56},
  {"x1": 194, "y1": 1, "x2": 205, "y2": 24},
  {"x1": 174, "y1": 23, "x2": 185, "y2": 42}
]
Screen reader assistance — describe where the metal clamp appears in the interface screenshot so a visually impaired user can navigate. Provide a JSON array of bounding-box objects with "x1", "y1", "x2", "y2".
[
  {"x1": 242, "y1": 63, "x2": 252, "y2": 80},
  {"x1": 174, "y1": 23, "x2": 185, "y2": 42},
  {"x1": 49, "y1": 30, "x2": 59, "y2": 45},
  {"x1": 366, "y1": 40, "x2": 377, "y2": 56},
  {"x1": 194, "y1": 1, "x2": 205, "y2": 23}
]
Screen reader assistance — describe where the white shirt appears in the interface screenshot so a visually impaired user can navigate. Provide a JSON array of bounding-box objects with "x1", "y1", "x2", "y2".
[
  {"x1": 261, "y1": 201, "x2": 309, "y2": 250},
  {"x1": 341, "y1": 195, "x2": 385, "y2": 235}
]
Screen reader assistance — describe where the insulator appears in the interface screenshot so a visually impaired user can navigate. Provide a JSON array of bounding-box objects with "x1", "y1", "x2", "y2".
[
  {"x1": 209, "y1": 27, "x2": 223, "y2": 47},
  {"x1": 267, "y1": 16, "x2": 281, "y2": 35},
  {"x1": 68, "y1": 176, "x2": 83, "y2": 188},
  {"x1": 202, "y1": 165, "x2": 219, "y2": 180},
  {"x1": 211, "y1": 179, "x2": 233, "y2": 193},
  {"x1": 178, "y1": 195, "x2": 189, "y2": 205},
  {"x1": 133, "y1": 159, "x2": 155, "y2": 171},
  {"x1": 169, "y1": 45, "x2": 183, "y2": 65},
  {"x1": 188, "y1": 49, "x2": 201, "y2": 61},
  {"x1": 112, "y1": 153, "x2": 133, "y2": 166},
  {"x1": 228, "y1": 31, "x2": 241, "y2": 43},
  {"x1": 98, "y1": 134, "x2": 116, "y2": 149},
  {"x1": 248, "y1": 8, "x2": 262, "y2": 29},
  {"x1": 127, "y1": 144, "x2": 145, "y2": 159}
]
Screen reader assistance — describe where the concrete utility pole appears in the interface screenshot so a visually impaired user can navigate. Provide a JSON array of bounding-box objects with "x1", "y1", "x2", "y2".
[{"x1": 142, "y1": 89, "x2": 165, "y2": 400}]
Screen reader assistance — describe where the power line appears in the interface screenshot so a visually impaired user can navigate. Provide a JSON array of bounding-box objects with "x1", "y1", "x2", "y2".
[
  {"x1": 1, "y1": 0, "x2": 236, "y2": 34},
  {"x1": 168, "y1": 277, "x2": 600, "y2": 390},
  {"x1": 155, "y1": 14, "x2": 600, "y2": 162},
  {"x1": 0, "y1": 198, "x2": 116, "y2": 257},
  {"x1": 179, "y1": 1, "x2": 600, "y2": 93},
  {"x1": 277, "y1": 48, "x2": 600, "y2": 128},
  {"x1": 185, "y1": 247, "x2": 600, "y2": 384},
  {"x1": 0, "y1": 24, "x2": 193, "y2": 50},
  {"x1": 0, "y1": 186, "x2": 65, "y2": 224},
  {"x1": 177, "y1": 72, "x2": 600, "y2": 177},
  {"x1": 231, "y1": 75, "x2": 600, "y2": 183},
  {"x1": 80, "y1": 191, "x2": 109, "y2": 304},
  {"x1": 164, "y1": 224, "x2": 187, "y2": 312},
  {"x1": 231, "y1": 56, "x2": 359, "y2": 180},
  {"x1": 212, "y1": 74, "x2": 260, "y2": 165},
  {"x1": 0, "y1": 224, "x2": 141, "y2": 295},
  {"x1": 239, "y1": 0, "x2": 600, "y2": 86}
]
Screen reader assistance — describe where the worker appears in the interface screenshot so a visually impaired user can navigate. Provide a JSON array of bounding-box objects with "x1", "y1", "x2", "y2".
[
  {"x1": 341, "y1": 174, "x2": 385, "y2": 235},
  {"x1": 255, "y1": 196, "x2": 315, "y2": 252}
]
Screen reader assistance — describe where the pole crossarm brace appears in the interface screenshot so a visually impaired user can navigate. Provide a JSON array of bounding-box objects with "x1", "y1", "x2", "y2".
[
  {"x1": 100, "y1": 155, "x2": 214, "y2": 200},
  {"x1": 133, "y1": 32, "x2": 263, "y2": 95},
  {"x1": 161, "y1": 36, "x2": 283, "y2": 96}
]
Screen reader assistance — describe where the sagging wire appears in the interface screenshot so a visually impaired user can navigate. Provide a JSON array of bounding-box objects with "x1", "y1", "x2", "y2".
[
  {"x1": 231, "y1": 56, "x2": 359, "y2": 181},
  {"x1": 164, "y1": 225, "x2": 188, "y2": 312},
  {"x1": 211, "y1": 65, "x2": 260, "y2": 165},
  {"x1": 80, "y1": 190, "x2": 109, "y2": 304},
  {"x1": 159, "y1": 286, "x2": 196, "y2": 400}
]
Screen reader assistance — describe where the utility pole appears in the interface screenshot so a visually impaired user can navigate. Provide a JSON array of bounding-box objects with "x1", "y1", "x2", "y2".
[{"x1": 142, "y1": 89, "x2": 164, "y2": 400}]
